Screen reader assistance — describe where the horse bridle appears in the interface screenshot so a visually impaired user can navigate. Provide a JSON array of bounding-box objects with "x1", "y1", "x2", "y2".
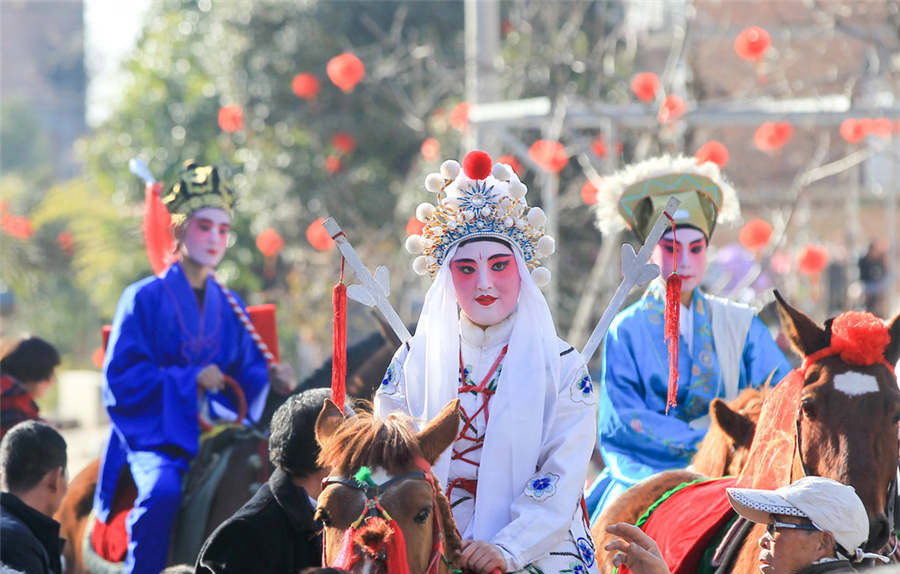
[{"x1": 320, "y1": 459, "x2": 453, "y2": 574}]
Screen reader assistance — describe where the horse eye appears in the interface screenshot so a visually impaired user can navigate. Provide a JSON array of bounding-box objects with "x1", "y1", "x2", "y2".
[
  {"x1": 414, "y1": 507, "x2": 430, "y2": 524},
  {"x1": 315, "y1": 507, "x2": 332, "y2": 526},
  {"x1": 801, "y1": 400, "x2": 817, "y2": 420}
]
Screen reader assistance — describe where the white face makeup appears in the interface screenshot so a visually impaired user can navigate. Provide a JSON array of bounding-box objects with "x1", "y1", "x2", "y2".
[
  {"x1": 182, "y1": 207, "x2": 231, "y2": 269},
  {"x1": 450, "y1": 240, "x2": 521, "y2": 328},
  {"x1": 650, "y1": 227, "x2": 708, "y2": 295}
]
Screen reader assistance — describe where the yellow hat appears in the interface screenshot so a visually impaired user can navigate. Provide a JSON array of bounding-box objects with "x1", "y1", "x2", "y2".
[
  {"x1": 161, "y1": 161, "x2": 235, "y2": 225},
  {"x1": 594, "y1": 155, "x2": 739, "y2": 242}
]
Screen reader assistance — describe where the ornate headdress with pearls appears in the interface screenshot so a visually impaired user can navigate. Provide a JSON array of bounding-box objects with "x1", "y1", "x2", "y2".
[{"x1": 405, "y1": 150, "x2": 556, "y2": 286}]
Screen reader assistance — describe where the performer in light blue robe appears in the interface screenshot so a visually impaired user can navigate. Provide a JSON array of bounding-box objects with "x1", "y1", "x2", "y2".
[
  {"x1": 93, "y1": 163, "x2": 269, "y2": 574},
  {"x1": 585, "y1": 156, "x2": 790, "y2": 522}
]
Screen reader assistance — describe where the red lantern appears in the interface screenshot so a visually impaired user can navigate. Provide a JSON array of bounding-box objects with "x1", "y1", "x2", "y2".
[
  {"x1": 739, "y1": 219, "x2": 773, "y2": 252},
  {"x1": 327, "y1": 53, "x2": 365, "y2": 93},
  {"x1": 331, "y1": 133, "x2": 356, "y2": 154},
  {"x1": 631, "y1": 73, "x2": 660, "y2": 103},
  {"x1": 734, "y1": 26, "x2": 771, "y2": 62},
  {"x1": 57, "y1": 231, "x2": 75, "y2": 255},
  {"x1": 497, "y1": 154, "x2": 522, "y2": 176},
  {"x1": 754, "y1": 122, "x2": 793, "y2": 151},
  {"x1": 406, "y1": 216, "x2": 425, "y2": 236},
  {"x1": 840, "y1": 119, "x2": 866, "y2": 143},
  {"x1": 528, "y1": 140, "x2": 568, "y2": 173},
  {"x1": 450, "y1": 102, "x2": 470, "y2": 132},
  {"x1": 306, "y1": 218, "x2": 334, "y2": 252},
  {"x1": 256, "y1": 228, "x2": 284, "y2": 257},
  {"x1": 1, "y1": 214, "x2": 32, "y2": 239},
  {"x1": 218, "y1": 105, "x2": 244, "y2": 133},
  {"x1": 291, "y1": 73, "x2": 320, "y2": 100},
  {"x1": 591, "y1": 137, "x2": 607, "y2": 158},
  {"x1": 657, "y1": 94, "x2": 686, "y2": 124},
  {"x1": 695, "y1": 141, "x2": 729, "y2": 167},
  {"x1": 420, "y1": 138, "x2": 440, "y2": 162},
  {"x1": 325, "y1": 156, "x2": 341, "y2": 174},
  {"x1": 871, "y1": 118, "x2": 893, "y2": 139},
  {"x1": 797, "y1": 245, "x2": 828, "y2": 276},
  {"x1": 581, "y1": 181, "x2": 600, "y2": 205}
]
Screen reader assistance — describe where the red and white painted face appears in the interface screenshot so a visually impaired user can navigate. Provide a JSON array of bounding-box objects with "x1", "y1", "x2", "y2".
[
  {"x1": 450, "y1": 240, "x2": 521, "y2": 328},
  {"x1": 651, "y1": 227, "x2": 708, "y2": 295},
  {"x1": 182, "y1": 207, "x2": 231, "y2": 269}
]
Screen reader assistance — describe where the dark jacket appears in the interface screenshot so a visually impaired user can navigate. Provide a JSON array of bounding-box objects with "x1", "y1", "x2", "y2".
[
  {"x1": 0, "y1": 492, "x2": 64, "y2": 574},
  {"x1": 195, "y1": 467, "x2": 321, "y2": 574},
  {"x1": 795, "y1": 559, "x2": 856, "y2": 574}
]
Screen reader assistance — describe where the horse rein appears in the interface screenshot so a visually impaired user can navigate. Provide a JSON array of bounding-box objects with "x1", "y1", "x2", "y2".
[{"x1": 320, "y1": 459, "x2": 453, "y2": 574}]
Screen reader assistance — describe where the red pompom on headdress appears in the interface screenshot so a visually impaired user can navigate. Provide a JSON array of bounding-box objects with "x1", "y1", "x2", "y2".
[
  {"x1": 462, "y1": 150, "x2": 493, "y2": 180},
  {"x1": 828, "y1": 311, "x2": 891, "y2": 367}
]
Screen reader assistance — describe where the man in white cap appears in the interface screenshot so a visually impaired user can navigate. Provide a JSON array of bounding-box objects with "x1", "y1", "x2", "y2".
[{"x1": 605, "y1": 476, "x2": 887, "y2": 574}]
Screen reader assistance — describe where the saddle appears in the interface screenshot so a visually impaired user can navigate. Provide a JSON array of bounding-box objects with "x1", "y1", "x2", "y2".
[{"x1": 86, "y1": 426, "x2": 268, "y2": 570}]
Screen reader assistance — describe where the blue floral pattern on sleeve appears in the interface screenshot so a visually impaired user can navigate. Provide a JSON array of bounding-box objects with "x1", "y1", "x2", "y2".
[
  {"x1": 524, "y1": 472, "x2": 560, "y2": 501},
  {"x1": 378, "y1": 360, "x2": 400, "y2": 395},
  {"x1": 569, "y1": 369, "x2": 597, "y2": 405},
  {"x1": 576, "y1": 537, "x2": 595, "y2": 567}
]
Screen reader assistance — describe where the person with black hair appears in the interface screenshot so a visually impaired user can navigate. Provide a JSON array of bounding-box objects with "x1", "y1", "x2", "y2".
[
  {"x1": 0, "y1": 421, "x2": 68, "y2": 574},
  {"x1": 195, "y1": 388, "x2": 338, "y2": 574},
  {"x1": 0, "y1": 337, "x2": 61, "y2": 439}
]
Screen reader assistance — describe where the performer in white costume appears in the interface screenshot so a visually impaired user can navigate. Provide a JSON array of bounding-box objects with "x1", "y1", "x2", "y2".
[{"x1": 376, "y1": 151, "x2": 599, "y2": 574}]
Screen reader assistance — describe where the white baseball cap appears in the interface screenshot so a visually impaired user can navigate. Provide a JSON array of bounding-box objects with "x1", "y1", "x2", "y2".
[{"x1": 726, "y1": 476, "x2": 868, "y2": 554}]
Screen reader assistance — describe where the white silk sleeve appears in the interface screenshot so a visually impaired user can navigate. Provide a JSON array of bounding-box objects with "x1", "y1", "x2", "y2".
[{"x1": 373, "y1": 344, "x2": 411, "y2": 419}]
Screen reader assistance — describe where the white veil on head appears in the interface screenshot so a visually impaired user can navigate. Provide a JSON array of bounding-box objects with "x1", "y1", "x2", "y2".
[{"x1": 402, "y1": 240, "x2": 561, "y2": 541}]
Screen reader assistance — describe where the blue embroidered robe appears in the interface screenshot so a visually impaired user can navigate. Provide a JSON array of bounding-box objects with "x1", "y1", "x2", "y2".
[
  {"x1": 585, "y1": 283, "x2": 790, "y2": 521},
  {"x1": 93, "y1": 262, "x2": 269, "y2": 520}
]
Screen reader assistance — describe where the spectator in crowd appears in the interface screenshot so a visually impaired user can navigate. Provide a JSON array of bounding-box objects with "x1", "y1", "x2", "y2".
[
  {"x1": 0, "y1": 421, "x2": 68, "y2": 574},
  {"x1": 858, "y1": 239, "x2": 889, "y2": 319},
  {"x1": 195, "y1": 388, "x2": 337, "y2": 574},
  {"x1": 0, "y1": 337, "x2": 61, "y2": 439},
  {"x1": 605, "y1": 476, "x2": 887, "y2": 574}
]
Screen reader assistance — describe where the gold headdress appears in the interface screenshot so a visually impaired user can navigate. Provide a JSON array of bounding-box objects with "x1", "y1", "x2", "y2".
[{"x1": 161, "y1": 161, "x2": 235, "y2": 225}]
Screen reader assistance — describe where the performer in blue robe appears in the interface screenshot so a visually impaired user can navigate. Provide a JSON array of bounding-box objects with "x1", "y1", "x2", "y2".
[
  {"x1": 93, "y1": 162, "x2": 269, "y2": 574},
  {"x1": 585, "y1": 156, "x2": 790, "y2": 522}
]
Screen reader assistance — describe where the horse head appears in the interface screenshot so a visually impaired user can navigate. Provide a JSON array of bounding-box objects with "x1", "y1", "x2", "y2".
[
  {"x1": 775, "y1": 291, "x2": 900, "y2": 553},
  {"x1": 692, "y1": 386, "x2": 767, "y2": 477},
  {"x1": 315, "y1": 399, "x2": 462, "y2": 574}
]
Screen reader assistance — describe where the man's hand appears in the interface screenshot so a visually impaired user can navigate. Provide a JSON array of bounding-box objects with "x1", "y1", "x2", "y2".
[
  {"x1": 269, "y1": 362, "x2": 298, "y2": 394},
  {"x1": 197, "y1": 364, "x2": 225, "y2": 392},
  {"x1": 605, "y1": 522, "x2": 670, "y2": 574},
  {"x1": 460, "y1": 540, "x2": 507, "y2": 574}
]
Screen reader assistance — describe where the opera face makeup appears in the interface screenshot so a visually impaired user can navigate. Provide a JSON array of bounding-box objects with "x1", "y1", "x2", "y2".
[
  {"x1": 182, "y1": 207, "x2": 231, "y2": 268},
  {"x1": 652, "y1": 226, "x2": 708, "y2": 295},
  {"x1": 450, "y1": 240, "x2": 521, "y2": 328}
]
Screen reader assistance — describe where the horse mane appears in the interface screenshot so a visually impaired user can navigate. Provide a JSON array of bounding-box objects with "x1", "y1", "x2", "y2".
[
  {"x1": 691, "y1": 387, "x2": 766, "y2": 477},
  {"x1": 318, "y1": 411, "x2": 463, "y2": 563}
]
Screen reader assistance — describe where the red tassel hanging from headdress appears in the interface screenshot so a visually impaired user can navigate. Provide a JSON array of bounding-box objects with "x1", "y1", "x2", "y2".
[
  {"x1": 331, "y1": 257, "x2": 347, "y2": 410},
  {"x1": 142, "y1": 182, "x2": 176, "y2": 274},
  {"x1": 663, "y1": 214, "x2": 681, "y2": 413}
]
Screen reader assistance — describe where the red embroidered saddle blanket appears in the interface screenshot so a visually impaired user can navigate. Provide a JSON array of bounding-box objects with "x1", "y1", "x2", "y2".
[{"x1": 619, "y1": 477, "x2": 737, "y2": 574}]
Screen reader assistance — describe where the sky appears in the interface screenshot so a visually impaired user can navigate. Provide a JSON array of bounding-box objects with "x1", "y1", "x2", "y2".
[{"x1": 84, "y1": 0, "x2": 151, "y2": 126}]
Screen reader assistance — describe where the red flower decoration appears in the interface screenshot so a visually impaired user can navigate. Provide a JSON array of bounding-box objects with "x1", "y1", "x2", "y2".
[
  {"x1": 306, "y1": 218, "x2": 334, "y2": 252},
  {"x1": 218, "y1": 105, "x2": 244, "y2": 133},
  {"x1": 528, "y1": 140, "x2": 568, "y2": 173},
  {"x1": 450, "y1": 102, "x2": 470, "y2": 132},
  {"x1": 739, "y1": 219, "x2": 773, "y2": 252},
  {"x1": 497, "y1": 154, "x2": 522, "y2": 176},
  {"x1": 331, "y1": 133, "x2": 356, "y2": 154},
  {"x1": 591, "y1": 137, "x2": 607, "y2": 158},
  {"x1": 754, "y1": 122, "x2": 793, "y2": 151},
  {"x1": 797, "y1": 244, "x2": 828, "y2": 276},
  {"x1": 256, "y1": 228, "x2": 285, "y2": 257},
  {"x1": 840, "y1": 119, "x2": 866, "y2": 143},
  {"x1": 327, "y1": 53, "x2": 365, "y2": 93},
  {"x1": 325, "y1": 156, "x2": 341, "y2": 174},
  {"x1": 631, "y1": 73, "x2": 660, "y2": 102},
  {"x1": 734, "y1": 26, "x2": 771, "y2": 62},
  {"x1": 462, "y1": 150, "x2": 493, "y2": 180},
  {"x1": 694, "y1": 141, "x2": 729, "y2": 167},
  {"x1": 406, "y1": 216, "x2": 426, "y2": 236},
  {"x1": 420, "y1": 138, "x2": 440, "y2": 162},
  {"x1": 829, "y1": 311, "x2": 891, "y2": 366},
  {"x1": 581, "y1": 181, "x2": 600, "y2": 205},
  {"x1": 657, "y1": 94, "x2": 686, "y2": 124},
  {"x1": 291, "y1": 73, "x2": 320, "y2": 100}
]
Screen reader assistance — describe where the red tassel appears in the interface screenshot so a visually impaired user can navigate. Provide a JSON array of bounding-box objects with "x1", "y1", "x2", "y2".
[
  {"x1": 664, "y1": 273, "x2": 682, "y2": 413},
  {"x1": 383, "y1": 519, "x2": 411, "y2": 574},
  {"x1": 331, "y1": 259, "x2": 347, "y2": 410},
  {"x1": 142, "y1": 182, "x2": 176, "y2": 274}
]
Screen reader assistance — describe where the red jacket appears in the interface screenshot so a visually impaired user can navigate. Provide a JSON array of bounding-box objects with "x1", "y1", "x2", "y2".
[{"x1": 1, "y1": 374, "x2": 40, "y2": 440}]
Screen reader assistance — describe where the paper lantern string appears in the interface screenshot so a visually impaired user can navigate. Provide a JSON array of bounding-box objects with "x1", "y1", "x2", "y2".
[
  {"x1": 332, "y1": 233, "x2": 348, "y2": 410},
  {"x1": 211, "y1": 274, "x2": 277, "y2": 369},
  {"x1": 663, "y1": 212, "x2": 682, "y2": 413}
]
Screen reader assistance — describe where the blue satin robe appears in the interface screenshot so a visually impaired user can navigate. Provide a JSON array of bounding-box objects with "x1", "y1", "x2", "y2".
[
  {"x1": 585, "y1": 283, "x2": 789, "y2": 522},
  {"x1": 92, "y1": 262, "x2": 268, "y2": 572}
]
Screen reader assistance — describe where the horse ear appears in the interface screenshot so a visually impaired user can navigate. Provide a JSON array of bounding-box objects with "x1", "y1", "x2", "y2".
[
  {"x1": 711, "y1": 398, "x2": 755, "y2": 449},
  {"x1": 884, "y1": 312, "x2": 900, "y2": 367},
  {"x1": 774, "y1": 290, "x2": 827, "y2": 357},
  {"x1": 315, "y1": 399, "x2": 345, "y2": 447},
  {"x1": 416, "y1": 399, "x2": 460, "y2": 466}
]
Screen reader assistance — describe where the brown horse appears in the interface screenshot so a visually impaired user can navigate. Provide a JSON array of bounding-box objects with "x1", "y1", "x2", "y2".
[
  {"x1": 314, "y1": 399, "x2": 463, "y2": 574},
  {"x1": 591, "y1": 292, "x2": 900, "y2": 574}
]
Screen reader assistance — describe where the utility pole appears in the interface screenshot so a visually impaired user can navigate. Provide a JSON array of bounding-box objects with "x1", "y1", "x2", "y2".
[{"x1": 464, "y1": 0, "x2": 499, "y2": 151}]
